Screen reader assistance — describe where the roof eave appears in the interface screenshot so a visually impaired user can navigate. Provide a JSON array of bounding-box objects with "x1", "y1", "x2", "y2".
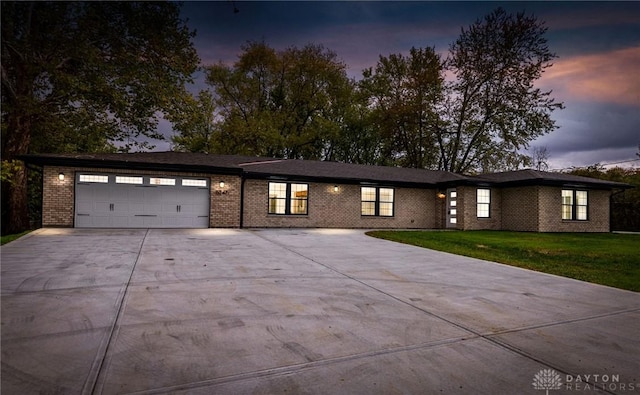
[
  {"x1": 19, "y1": 155, "x2": 244, "y2": 176},
  {"x1": 242, "y1": 171, "x2": 438, "y2": 189}
]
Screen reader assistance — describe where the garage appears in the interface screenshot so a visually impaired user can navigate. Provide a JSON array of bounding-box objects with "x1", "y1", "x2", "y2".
[{"x1": 75, "y1": 173, "x2": 210, "y2": 228}]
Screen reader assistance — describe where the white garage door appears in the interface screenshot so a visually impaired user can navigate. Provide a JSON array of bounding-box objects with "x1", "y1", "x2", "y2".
[{"x1": 75, "y1": 173, "x2": 210, "y2": 228}]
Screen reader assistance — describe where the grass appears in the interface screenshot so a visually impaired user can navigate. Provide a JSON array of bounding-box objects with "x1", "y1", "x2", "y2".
[
  {"x1": 1, "y1": 230, "x2": 32, "y2": 246},
  {"x1": 367, "y1": 230, "x2": 640, "y2": 292}
]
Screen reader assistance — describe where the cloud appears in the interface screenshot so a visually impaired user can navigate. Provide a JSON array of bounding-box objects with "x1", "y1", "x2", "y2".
[
  {"x1": 533, "y1": 101, "x2": 640, "y2": 168},
  {"x1": 540, "y1": 46, "x2": 640, "y2": 107}
]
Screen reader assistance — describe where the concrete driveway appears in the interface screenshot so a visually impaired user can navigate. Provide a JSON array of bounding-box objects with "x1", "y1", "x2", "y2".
[{"x1": 2, "y1": 228, "x2": 639, "y2": 394}]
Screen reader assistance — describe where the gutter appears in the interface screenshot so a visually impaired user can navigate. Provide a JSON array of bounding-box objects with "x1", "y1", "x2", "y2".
[
  {"x1": 240, "y1": 175, "x2": 246, "y2": 229},
  {"x1": 18, "y1": 155, "x2": 244, "y2": 176}
]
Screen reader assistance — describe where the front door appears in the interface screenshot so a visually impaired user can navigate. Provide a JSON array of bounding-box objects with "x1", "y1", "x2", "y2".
[{"x1": 446, "y1": 188, "x2": 457, "y2": 228}]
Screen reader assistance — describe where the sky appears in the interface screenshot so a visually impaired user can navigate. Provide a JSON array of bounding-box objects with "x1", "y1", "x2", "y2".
[{"x1": 159, "y1": 1, "x2": 640, "y2": 171}]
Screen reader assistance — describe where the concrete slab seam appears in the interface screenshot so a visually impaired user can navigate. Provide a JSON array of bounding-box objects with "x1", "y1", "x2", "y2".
[
  {"x1": 249, "y1": 231, "x2": 628, "y2": 395},
  {"x1": 81, "y1": 229, "x2": 150, "y2": 395},
  {"x1": 482, "y1": 306, "x2": 640, "y2": 337},
  {"x1": 124, "y1": 335, "x2": 478, "y2": 395}
]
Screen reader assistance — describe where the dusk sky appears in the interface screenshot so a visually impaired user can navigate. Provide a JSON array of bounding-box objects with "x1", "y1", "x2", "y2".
[{"x1": 161, "y1": 1, "x2": 640, "y2": 170}]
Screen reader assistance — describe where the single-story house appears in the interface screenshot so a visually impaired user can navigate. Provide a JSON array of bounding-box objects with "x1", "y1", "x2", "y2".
[{"x1": 21, "y1": 152, "x2": 631, "y2": 232}]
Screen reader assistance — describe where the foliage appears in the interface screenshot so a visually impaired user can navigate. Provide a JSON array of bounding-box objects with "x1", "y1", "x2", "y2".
[
  {"x1": 360, "y1": 47, "x2": 444, "y2": 168},
  {"x1": 199, "y1": 42, "x2": 353, "y2": 159},
  {"x1": 170, "y1": 90, "x2": 219, "y2": 153},
  {"x1": 440, "y1": 8, "x2": 563, "y2": 173},
  {"x1": 368, "y1": 230, "x2": 640, "y2": 292},
  {"x1": 0, "y1": 160, "x2": 22, "y2": 184},
  {"x1": 1, "y1": 1, "x2": 199, "y2": 234},
  {"x1": 174, "y1": 8, "x2": 562, "y2": 174},
  {"x1": 567, "y1": 166, "x2": 640, "y2": 231}
]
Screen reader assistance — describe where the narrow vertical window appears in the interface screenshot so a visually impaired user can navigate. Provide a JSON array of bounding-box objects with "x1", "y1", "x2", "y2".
[
  {"x1": 379, "y1": 188, "x2": 394, "y2": 217},
  {"x1": 268, "y1": 182, "x2": 287, "y2": 214},
  {"x1": 361, "y1": 187, "x2": 377, "y2": 216},
  {"x1": 290, "y1": 184, "x2": 308, "y2": 215},
  {"x1": 562, "y1": 190, "x2": 574, "y2": 220},
  {"x1": 477, "y1": 188, "x2": 491, "y2": 218},
  {"x1": 575, "y1": 191, "x2": 588, "y2": 220}
]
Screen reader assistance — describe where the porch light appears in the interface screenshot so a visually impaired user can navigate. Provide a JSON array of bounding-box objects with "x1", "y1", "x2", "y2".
[
  {"x1": 219, "y1": 181, "x2": 225, "y2": 189},
  {"x1": 58, "y1": 172, "x2": 65, "y2": 181},
  {"x1": 437, "y1": 192, "x2": 446, "y2": 199},
  {"x1": 333, "y1": 185, "x2": 339, "y2": 192}
]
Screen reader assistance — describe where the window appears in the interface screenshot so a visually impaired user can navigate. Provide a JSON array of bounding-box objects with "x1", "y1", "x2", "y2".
[
  {"x1": 562, "y1": 190, "x2": 588, "y2": 220},
  {"x1": 477, "y1": 188, "x2": 491, "y2": 218},
  {"x1": 268, "y1": 182, "x2": 308, "y2": 215},
  {"x1": 79, "y1": 174, "x2": 109, "y2": 183},
  {"x1": 150, "y1": 177, "x2": 176, "y2": 186},
  {"x1": 182, "y1": 179, "x2": 207, "y2": 187},
  {"x1": 115, "y1": 176, "x2": 143, "y2": 185},
  {"x1": 361, "y1": 187, "x2": 394, "y2": 217},
  {"x1": 290, "y1": 183, "x2": 308, "y2": 215}
]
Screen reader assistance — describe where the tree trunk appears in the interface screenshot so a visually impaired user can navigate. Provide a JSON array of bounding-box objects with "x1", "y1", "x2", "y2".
[
  {"x1": 2, "y1": 169, "x2": 29, "y2": 234},
  {"x1": 1, "y1": 113, "x2": 32, "y2": 235}
]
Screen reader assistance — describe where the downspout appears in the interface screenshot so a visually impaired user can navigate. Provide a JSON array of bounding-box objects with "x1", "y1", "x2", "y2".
[{"x1": 240, "y1": 174, "x2": 246, "y2": 229}]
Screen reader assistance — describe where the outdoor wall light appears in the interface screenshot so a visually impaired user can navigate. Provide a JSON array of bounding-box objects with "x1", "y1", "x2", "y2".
[
  {"x1": 215, "y1": 180, "x2": 228, "y2": 195},
  {"x1": 58, "y1": 172, "x2": 65, "y2": 181},
  {"x1": 437, "y1": 192, "x2": 446, "y2": 199},
  {"x1": 333, "y1": 185, "x2": 339, "y2": 192}
]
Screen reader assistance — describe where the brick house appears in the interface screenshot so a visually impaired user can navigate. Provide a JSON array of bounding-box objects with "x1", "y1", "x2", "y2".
[{"x1": 22, "y1": 152, "x2": 631, "y2": 232}]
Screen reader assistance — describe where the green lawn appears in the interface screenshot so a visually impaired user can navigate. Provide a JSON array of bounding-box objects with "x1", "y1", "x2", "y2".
[
  {"x1": 1, "y1": 230, "x2": 32, "y2": 246},
  {"x1": 367, "y1": 230, "x2": 640, "y2": 292}
]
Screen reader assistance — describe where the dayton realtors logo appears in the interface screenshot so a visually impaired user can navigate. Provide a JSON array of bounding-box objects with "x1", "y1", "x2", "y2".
[
  {"x1": 532, "y1": 369, "x2": 637, "y2": 393},
  {"x1": 532, "y1": 369, "x2": 562, "y2": 395}
]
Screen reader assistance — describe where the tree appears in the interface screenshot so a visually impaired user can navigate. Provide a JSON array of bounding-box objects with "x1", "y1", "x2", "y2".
[
  {"x1": 1, "y1": 1, "x2": 198, "y2": 233},
  {"x1": 202, "y1": 42, "x2": 352, "y2": 159},
  {"x1": 531, "y1": 146, "x2": 549, "y2": 171},
  {"x1": 360, "y1": 47, "x2": 444, "y2": 168},
  {"x1": 322, "y1": 87, "x2": 383, "y2": 165},
  {"x1": 169, "y1": 90, "x2": 219, "y2": 153},
  {"x1": 438, "y1": 8, "x2": 563, "y2": 173}
]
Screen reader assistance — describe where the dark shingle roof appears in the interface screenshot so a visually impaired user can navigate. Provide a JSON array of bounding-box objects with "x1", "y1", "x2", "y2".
[
  {"x1": 21, "y1": 152, "x2": 631, "y2": 189},
  {"x1": 470, "y1": 169, "x2": 631, "y2": 189},
  {"x1": 20, "y1": 152, "x2": 272, "y2": 174},
  {"x1": 240, "y1": 159, "x2": 467, "y2": 186}
]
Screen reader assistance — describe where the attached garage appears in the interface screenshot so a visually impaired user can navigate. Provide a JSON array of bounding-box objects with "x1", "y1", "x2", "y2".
[{"x1": 74, "y1": 173, "x2": 210, "y2": 228}]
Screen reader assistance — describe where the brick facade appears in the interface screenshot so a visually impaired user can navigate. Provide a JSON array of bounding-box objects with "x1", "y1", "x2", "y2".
[
  {"x1": 41, "y1": 165, "x2": 614, "y2": 232},
  {"x1": 42, "y1": 166, "x2": 75, "y2": 227},
  {"x1": 501, "y1": 186, "x2": 540, "y2": 232},
  {"x1": 538, "y1": 187, "x2": 610, "y2": 232},
  {"x1": 42, "y1": 166, "x2": 241, "y2": 228},
  {"x1": 458, "y1": 186, "x2": 502, "y2": 231},
  {"x1": 449, "y1": 185, "x2": 610, "y2": 232},
  {"x1": 243, "y1": 179, "x2": 435, "y2": 229}
]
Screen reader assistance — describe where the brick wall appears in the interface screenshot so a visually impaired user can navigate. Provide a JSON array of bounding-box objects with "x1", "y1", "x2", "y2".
[
  {"x1": 501, "y1": 186, "x2": 540, "y2": 232},
  {"x1": 42, "y1": 166, "x2": 242, "y2": 228},
  {"x1": 242, "y1": 179, "x2": 435, "y2": 228},
  {"x1": 211, "y1": 176, "x2": 241, "y2": 228},
  {"x1": 538, "y1": 187, "x2": 610, "y2": 232},
  {"x1": 458, "y1": 186, "x2": 502, "y2": 230},
  {"x1": 41, "y1": 165, "x2": 613, "y2": 232},
  {"x1": 43, "y1": 166, "x2": 75, "y2": 227}
]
